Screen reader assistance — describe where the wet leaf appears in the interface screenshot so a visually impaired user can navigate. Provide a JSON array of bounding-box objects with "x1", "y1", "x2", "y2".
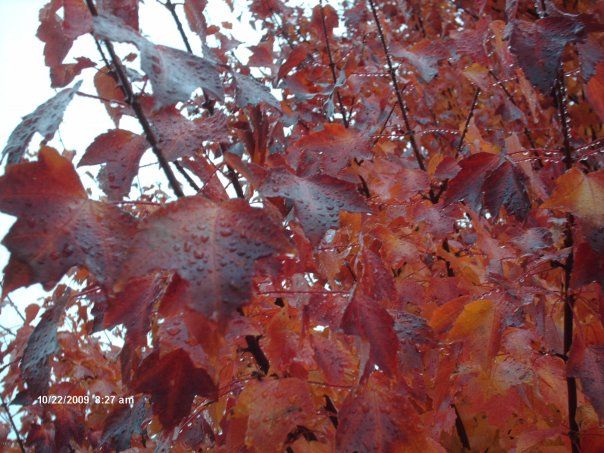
[
  {"x1": 0, "y1": 147, "x2": 137, "y2": 294},
  {"x1": 2, "y1": 81, "x2": 81, "y2": 164},
  {"x1": 121, "y1": 197, "x2": 291, "y2": 318},
  {"x1": 133, "y1": 349, "x2": 216, "y2": 429},
  {"x1": 79, "y1": 129, "x2": 149, "y2": 199}
]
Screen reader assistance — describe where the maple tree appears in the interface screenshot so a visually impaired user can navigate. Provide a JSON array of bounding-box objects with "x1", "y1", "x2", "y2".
[{"x1": 1, "y1": 0, "x2": 604, "y2": 451}]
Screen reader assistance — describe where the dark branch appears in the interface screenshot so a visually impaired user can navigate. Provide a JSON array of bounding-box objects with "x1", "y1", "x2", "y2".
[
  {"x1": 455, "y1": 87, "x2": 480, "y2": 158},
  {"x1": 2, "y1": 397, "x2": 25, "y2": 453},
  {"x1": 164, "y1": 0, "x2": 193, "y2": 53},
  {"x1": 85, "y1": 0, "x2": 186, "y2": 198},
  {"x1": 319, "y1": 0, "x2": 349, "y2": 127},
  {"x1": 368, "y1": 0, "x2": 425, "y2": 171},
  {"x1": 488, "y1": 69, "x2": 541, "y2": 165},
  {"x1": 553, "y1": 68, "x2": 579, "y2": 453},
  {"x1": 244, "y1": 335, "x2": 270, "y2": 375},
  {"x1": 453, "y1": 404, "x2": 471, "y2": 451}
]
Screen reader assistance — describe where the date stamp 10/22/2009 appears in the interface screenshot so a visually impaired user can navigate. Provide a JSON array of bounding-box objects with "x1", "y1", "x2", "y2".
[{"x1": 35, "y1": 395, "x2": 135, "y2": 405}]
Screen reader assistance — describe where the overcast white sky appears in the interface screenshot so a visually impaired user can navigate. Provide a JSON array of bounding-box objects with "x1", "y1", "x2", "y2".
[{"x1": 0, "y1": 0, "x2": 264, "y2": 331}]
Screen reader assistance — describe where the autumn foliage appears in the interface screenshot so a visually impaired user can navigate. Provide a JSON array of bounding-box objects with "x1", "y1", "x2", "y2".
[{"x1": 1, "y1": 0, "x2": 604, "y2": 451}]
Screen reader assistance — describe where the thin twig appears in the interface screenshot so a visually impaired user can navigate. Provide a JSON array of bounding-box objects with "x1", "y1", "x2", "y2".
[
  {"x1": 76, "y1": 90, "x2": 128, "y2": 106},
  {"x1": 368, "y1": 0, "x2": 425, "y2": 171},
  {"x1": 85, "y1": 0, "x2": 185, "y2": 198},
  {"x1": 1, "y1": 397, "x2": 25, "y2": 453},
  {"x1": 0, "y1": 359, "x2": 18, "y2": 374},
  {"x1": 319, "y1": 0, "x2": 349, "y2": 127},
  {"x1": 5, "y1": 296, "x2": 25, "y2": 323},
  {"x1": 455, "y1": 87, "x2": 480, "y2": 158},
  {"x1": 164, "y1": 0, "x2": 193, "y2": 53},
  {"x1": 0, "y1": 325, "x2": 15, "y2": 336}
]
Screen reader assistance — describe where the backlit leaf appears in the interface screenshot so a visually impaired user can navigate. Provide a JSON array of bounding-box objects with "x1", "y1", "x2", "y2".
[
  {"x1": 0, "y1": 147, "x2": 136, "y2": 294},
  {"x1": 78, "y1": 129, "x2": 149, "y2": 200},
  {"x1": 2, "y1": 81, "x2": 81, "y2": 164}
]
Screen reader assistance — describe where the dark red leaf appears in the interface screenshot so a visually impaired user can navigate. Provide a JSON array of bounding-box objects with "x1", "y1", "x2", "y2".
[
  {"x1": 341, "y1": 289, "x2": 398, "y2": 375},
  {"x1": 104, "y1": 273, "x2": 175, "y2": 347},
  {"x1": 79, "y1": 129, "x2": 149, "y2": 199},
  {"x1": 133, "y1": 349, "x2": 216, "y2": 429},
  {"x1": 121, "y1": 197, "x2": 291, "y2": 318},
  {"x1": 310, "y1": 4, "x2": 338, "y2": 37},
  {"x1": 20, "y1": 290, "x2": 69, "y2": 398},
  {"x1": 232, "y1": 378, "x2": 315, "y2": 449},
  {"x1": 277, "y1": 44, "x2": 308, "y2": 80},
  {"x1": 509, "y1": 14, "x2": 602, "y2": 93},
  {"x1": 50, "y1": 57, "x2": 95, "y2": 88},
  {"x1": 336, "y1": 374, "x2": 435, "y2": 451},
  {"x1": 233, "y1": 72, "x2": 281, "y2": 110},
  {"x1": 0, "y1": 147, "x2": 137, "y2": 294},
  {"x1": 446, "y1": 152, "x2": 530, "y2": 219},
  {"x1": 153, "y1": 108, "x2": 229, "y2": 160},
  {"x1": 100, "y1": 399, "x2": 148, "y2": 451},
  {"x1": 392, "y1": 38, "x2": 451, "y2": 83},
  {"x1": 98, "y1": 0, "x2": 140, "y2": 30},
  {"x1": 259, "y1": 168, "x2": 369, "y2": 244},
  {"x1": 586, "y1": 61, "x2": 604, "y2": 123},
  {"x1": 37, "y1": 0, "x2": 92, "y2": 71},
  {"x1": 92, "y1": 14, "x2": 224, "y2": 108},
  {"x1": 288, "y1": 123, "x2": 373, "y2": 178},
  {"x1": 184, "y1": 0, "x2": 208, "y2": 38}
]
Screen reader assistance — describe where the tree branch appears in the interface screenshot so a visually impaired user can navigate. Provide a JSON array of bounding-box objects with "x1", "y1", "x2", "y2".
[
  {"x1": 158, "y1": 0, "x2": 246, "y2": 199},
  {"x1": 2, "y1": 397, "x2": 24, "y2": 453},
  {"x1": 319, "y1": 0, "x2": 349, "y2": 127},
  {"x1": 554, "y1": 68, "x2": 580, "y2": 453},
  {"x1": 85, "y1": 0, "x2": 186, "y2": 198},
  {"x1": 368, "y1": 0, "x2": 425, "y2": 171},
  {"x1": 452, "y1": 404, "x2": 471, "y2": 451},
  {"x1": 244, "y1": 335, "x2": 270, "y2": 375},
  {"x1": 455, "y1": 87, "x2": 480, "y2": 158}
]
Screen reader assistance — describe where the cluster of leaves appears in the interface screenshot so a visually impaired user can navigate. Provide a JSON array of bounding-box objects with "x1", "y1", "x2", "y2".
[{"x1": 1, "y1": 0, "x2": 603, "y2": 451}]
